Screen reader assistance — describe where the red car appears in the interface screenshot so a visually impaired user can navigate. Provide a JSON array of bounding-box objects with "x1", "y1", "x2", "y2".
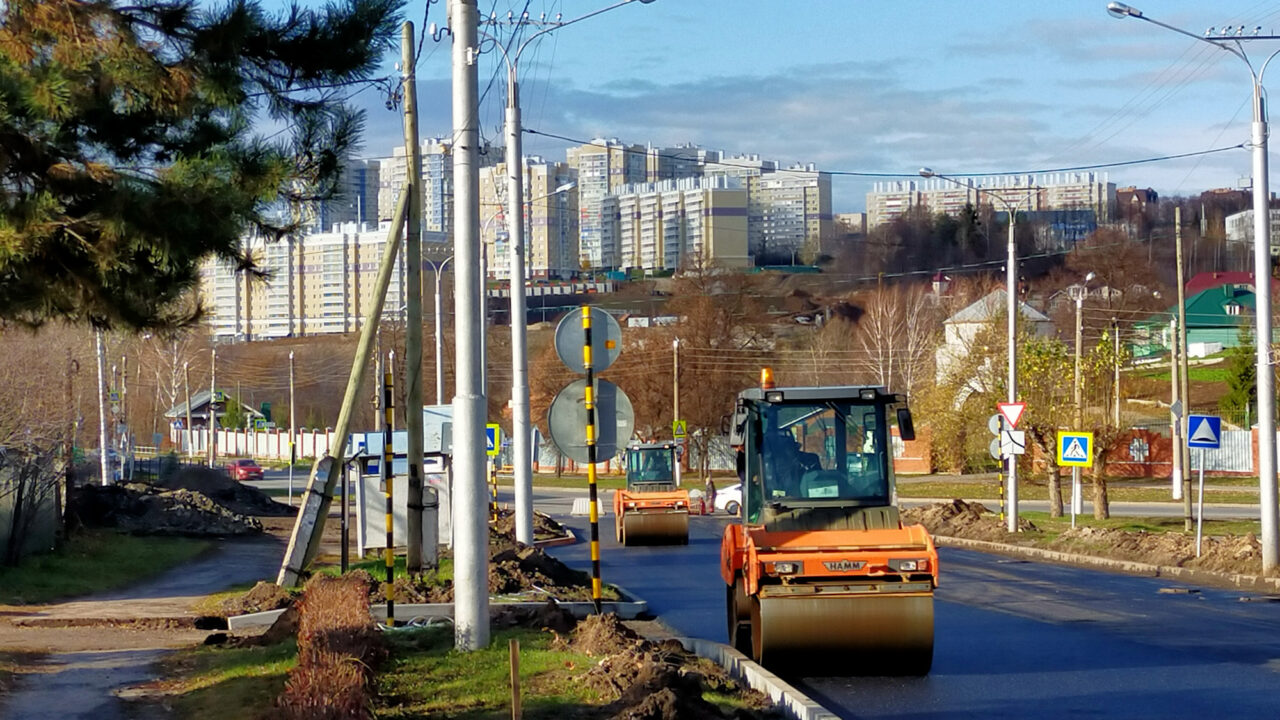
[{"x1": 226, "y1": 458, "x2": 264, "y2": 482}]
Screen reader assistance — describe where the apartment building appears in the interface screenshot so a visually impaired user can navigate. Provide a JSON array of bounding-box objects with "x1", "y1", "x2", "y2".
[
  {"x1": 202, "y1": 223, "x2": 451, "y2": 340},
  {"x1": 756, "y1": 164, "x2": 833, "y2": 261},
  {"x1": 373, "y1": 138, "x2": 505, "y2": 236},
  {"x1": 614, "y1": 176, "x2": 750, "y2": 271},
  {"x1": 1225, "y1": 208, "x2": 1280, "y2": 255},
  {"x1": 295, "y1": 157, "x2": 381, "y2": 232},
  {"x1": 567, "y1": 138, "x2": 648, "y2": 270},
  {"x1": 867, "y1": 172, "x2": 1116, "y2": 228},
  {"x1": 479, "y1": 158, "x2": 579, "y2": 280},
  {"x1": 705, "y1": 154, "x2": 778, "y2": 256}
]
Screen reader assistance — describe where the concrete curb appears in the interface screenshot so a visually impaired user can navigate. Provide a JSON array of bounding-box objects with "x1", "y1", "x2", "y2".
[
  {"x1": 675, "y1": 636, "x2": 838, "y2": 720},
  {"x1": 534, "y1": 527, "x2": 577, "y2": 548},
  {"x1": 226, "y1": 586, "x2": 648, "y2": 632},
  {"x1": 935, "y1": 535, "x2": 1280, "y2": 593}
]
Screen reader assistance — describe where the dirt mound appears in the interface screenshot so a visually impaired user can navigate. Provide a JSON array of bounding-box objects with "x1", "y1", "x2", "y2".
[
  {"x1": 569, "y1": 612, "x2": 643, "y2": 657},
  {"x1": 491, "y1": 508, "x2": 570, "y2": 543},
  {"x1": 902, "y1": 499, "x2": 1036, "y2": 541},
  {"x1": 491, "y1": 600, "x2": 577, "y2": 634},
  {"x1": 68, "y1": 483, "x2": 262, "y2": 536},
  {"x1": 388, "y1": 544, "x2": 601, "y2": 604},
  {"x1": 218, "y1": 581, "x2": 293, "y2": 617},
  {"x1": 1047, "y1": 526, "x2": 1264, "y2": 573},
  {"x1": 570, "y1": 619, "x2": 772, "y2": 720},
  {"x1": 151, "y1": 466, "x2": 293, "y2": 517}
]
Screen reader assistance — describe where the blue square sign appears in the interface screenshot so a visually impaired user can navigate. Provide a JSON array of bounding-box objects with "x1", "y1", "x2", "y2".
[{"x1": 1187, "y1": 415, "x2": 1221, "y2": 449}]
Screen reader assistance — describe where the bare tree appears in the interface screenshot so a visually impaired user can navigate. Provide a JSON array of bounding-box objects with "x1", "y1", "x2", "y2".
[{"x1": 853, "y1": 283, "x2": 941, "y2": 397}]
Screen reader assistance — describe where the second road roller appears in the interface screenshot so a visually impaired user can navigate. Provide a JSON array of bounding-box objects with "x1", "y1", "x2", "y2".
[
  {"x1": 721, "y1": 369, "x2": 938, "y2": 675},
  {"x1": 614, "y1": 441, "x2": 690, "y2": 545}
]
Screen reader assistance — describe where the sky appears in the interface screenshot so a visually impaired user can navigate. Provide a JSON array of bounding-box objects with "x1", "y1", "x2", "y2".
[{"x1": 340, "y1": 0, "x2": 1280, "y2": 213}]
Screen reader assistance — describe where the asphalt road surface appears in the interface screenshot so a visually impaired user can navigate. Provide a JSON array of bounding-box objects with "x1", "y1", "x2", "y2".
[{"x1": 529, "y1": 490, "x2": 1280, "y2": 720}]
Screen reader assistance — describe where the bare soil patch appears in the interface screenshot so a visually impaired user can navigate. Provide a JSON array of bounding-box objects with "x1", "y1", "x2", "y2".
[
  {"x1": 556, "y1": 613, "x2": 778, "y2": 720},
  {"x1": 905, "y1": 499, "x2": 1272, "y2": 577},
  {"x1": 902, "y1": 499, "x2": 1037, "y2": 542}
]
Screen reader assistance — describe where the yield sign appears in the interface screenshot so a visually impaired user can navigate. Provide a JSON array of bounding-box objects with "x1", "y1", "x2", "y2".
[{"x1": 997, "y1": 402, "x2": 1026, "y2": 429}]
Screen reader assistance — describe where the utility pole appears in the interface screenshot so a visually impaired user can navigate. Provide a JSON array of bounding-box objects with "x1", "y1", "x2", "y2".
[
  {"x1": 278, "y1": 193, "x2": 410, "y2": 587},
  {"x1": 451, "y1": 0, "x2": 489, "y2": 652},
  {"x1": 505, "y1": 59, "x2": 534, "y2": 547},
  {"x1": 95, "y1": 329, "x2": 110, "y2": 486},
  {"x1": 1176, "y1": 207, "x2": 1192, "y2": 529},
  {"x1": 184, "y1": 362, "x2": 193, "y2": 461},
  {"x1": 65, "y1": 348, "x2": 77, "y2": 507},
  {"x1": 1170, "y1": 318, "x2": 1183, "y2": 511},
  {"x1": 209, "y1": 348, "x2": 218, "y2": 467},
  {"x1": 289, "y1": 351, "x2": 297, "y2": 505},
  {"x1": 1112, "y1": 318, "x2": 1121, "y2": 427},
  {"x1": 121, "y1": 353, "x2": 129, "y2": 476},
  {"x1": 1073, "y1": 291, "x2": 1084, "y2": 520},
  {"x1": 673, "y1": 337, "x2": 682, "y2": 485},
  {"x1": 401, "y1": 20, "x2": 428, "y2": 573}
]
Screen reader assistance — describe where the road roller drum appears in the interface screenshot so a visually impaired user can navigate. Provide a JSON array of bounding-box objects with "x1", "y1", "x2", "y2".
[
  {"x1": 621, "y1": 510, "x2": 688, "y2": 545},
  {"x1": 750, "y1": 593, "x2": 934, "y2": 675}
]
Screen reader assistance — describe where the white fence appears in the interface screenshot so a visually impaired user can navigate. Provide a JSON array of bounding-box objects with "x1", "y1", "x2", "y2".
[
  {"x1": 1196, "y1": 429, "x2": 1253, "y2": 473},
  {"x1": 169, "y1": 427, "x2": 336, "y2": 461}
]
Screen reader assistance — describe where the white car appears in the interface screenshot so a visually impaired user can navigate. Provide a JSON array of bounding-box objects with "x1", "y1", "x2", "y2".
[{"x1": 713, "y1": 482, "x2": 742, "y2": 517}]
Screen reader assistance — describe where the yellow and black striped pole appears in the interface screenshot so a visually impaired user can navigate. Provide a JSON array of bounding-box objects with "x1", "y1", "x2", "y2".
[
  {"x1": 382, "y1": 365, "x2": 395, "y2": 628},
  {"x1": 582, "y1": 307, "x2": 603, "y2": 614}
]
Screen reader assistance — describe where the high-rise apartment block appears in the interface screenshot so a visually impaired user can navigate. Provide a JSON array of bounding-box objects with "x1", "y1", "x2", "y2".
[
  {"x1": 479, "y1": 158, "x2": 579, "y2": 280},
  {"x1": 756, "y1": 165, "x2": 833, "y2": 260},
  {"x1": 295, "y1": 157, "x2": 381, "y2": 233},
  {"x1": 615, "y1": 176, "x2": 750, "y2": 271},
  {"x1": 567, "y1": 138, "x2": 648, "y2": 270},
  {"x1": 867, "y1": 172, "x2": 1116, "y2": 228},
  {"x1": 201, "y1": 222, "x2": 450, "y2": 340}
]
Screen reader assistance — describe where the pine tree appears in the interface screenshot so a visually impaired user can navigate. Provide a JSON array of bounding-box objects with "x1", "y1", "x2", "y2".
[
  {"x1": 0, "y1": 0, "x2": 402, "y2": 329},
  {"x1": 1219, "y1": 326, "x2": 1257, "y2": 424}
]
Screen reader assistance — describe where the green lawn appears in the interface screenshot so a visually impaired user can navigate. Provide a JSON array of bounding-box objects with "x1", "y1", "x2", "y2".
[
  {"x1": 152, "y1": 640, "x2": 297, "y2": 720},
  {"x1": 1016, "y1": 510, "x2": 1259, "y2": 540},
  {"x1": 896, "y1": 480, "x2": 1258, "y2": 505},
  {"x1": 375, "y1": 626, "x2": 609, "y2": 720},
  {"x1": 0, "y1": 529, "x2": 210, "y2": 605}
]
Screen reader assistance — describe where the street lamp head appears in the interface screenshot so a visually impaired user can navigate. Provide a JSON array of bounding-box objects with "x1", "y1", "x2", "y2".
[
  {"x1": 1085, "y1": 271, "x2": 1097, "y2": 283},
  {"x1": 1107, "y1": 2, "x2": 1141, "y2": 19},
  {"x1": 553, "y1": 181, "x2": 577, "y2": 194},
  {"x1": 918, "y1": 167, "x2": 936, "y2": 178}
]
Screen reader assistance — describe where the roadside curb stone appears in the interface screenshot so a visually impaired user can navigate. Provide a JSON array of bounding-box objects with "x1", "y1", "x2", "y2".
[{"x1": 935, "y1": 534, "x2": 1280, "y2": 593}]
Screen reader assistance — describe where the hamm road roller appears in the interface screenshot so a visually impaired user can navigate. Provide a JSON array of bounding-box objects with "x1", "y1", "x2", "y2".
[
  {"x1": 721, "y1": 369, "x2": 938, "y2": 675},
  {"x1": 614, "y1": 441, "x2": 690, "y2": 545}
]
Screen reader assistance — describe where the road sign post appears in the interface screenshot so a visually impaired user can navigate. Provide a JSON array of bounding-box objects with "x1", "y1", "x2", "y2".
[
  {"x1": 1187, "y1": 415, "x2": 1221, "y2": 557},
  {"x1": 1057, "y1": 430, "x2": 1094, "y2": 528}
]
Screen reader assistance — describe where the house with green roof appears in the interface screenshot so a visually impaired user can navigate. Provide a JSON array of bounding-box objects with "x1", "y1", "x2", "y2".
[{"x1": 1136, "y1": 284, "x2": 1257, "y2": 351}]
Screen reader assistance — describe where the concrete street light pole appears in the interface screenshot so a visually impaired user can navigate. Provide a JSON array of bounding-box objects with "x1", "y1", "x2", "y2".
[
  {"x1": 482, "y1": 0, "x2": 655, "y2": 546},
  {"x1": 428, "y1": 255, "x2": 453, "y2": 405},
  {"x1": 450, "y1": 0, "x2": 487, "y2": 652},
  {"x1": 920, "y1": 168, "x2": 1036, "y2": 532},
  {"x1": 1107, "y1": 0, "x2": 1280, "y2": 575}
]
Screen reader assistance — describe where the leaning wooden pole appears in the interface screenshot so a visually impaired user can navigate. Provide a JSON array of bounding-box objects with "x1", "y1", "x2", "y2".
[{"x1": 277, "y1": 191, "x2": 410, "y2": 586}]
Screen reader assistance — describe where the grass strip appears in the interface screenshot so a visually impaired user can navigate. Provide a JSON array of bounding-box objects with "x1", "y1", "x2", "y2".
[
  {"x1": 375, "y1": 625, "x2": 608, "y2": 720},
  {"x1": 153, "y1": 640, "x2": 297, "y2": 720},
  {"x1": 0, "y1": 529, "x2": 210, "y2": 605},
  {"x1": 897, "y1": 481, "x2": 1259, "y2": 505},
  {"x1": 1013, "y1": 511, "x2": 1260, "y2": 542}
]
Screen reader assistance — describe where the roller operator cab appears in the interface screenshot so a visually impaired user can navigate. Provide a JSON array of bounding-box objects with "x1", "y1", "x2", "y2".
[
  {"x1": 720, "y1": 372, "x2": 938, "y2": 676},
  {"x1": 613, "y1": 442, "x2": 690, "y2": 545}
]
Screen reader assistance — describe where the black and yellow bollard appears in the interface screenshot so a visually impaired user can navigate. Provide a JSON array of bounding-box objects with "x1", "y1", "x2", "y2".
[{"x1": 382, "y1": 366, "x2": 395, "y2": 628}]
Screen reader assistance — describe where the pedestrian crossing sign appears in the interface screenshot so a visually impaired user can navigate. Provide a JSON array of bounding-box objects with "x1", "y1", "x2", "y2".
[
  {"x1": 1057, "y1": 431, "x2": 1094, "y2": 467},
  {"x1": 485, "y1": 423, "x2": 501, "y2": 457}
]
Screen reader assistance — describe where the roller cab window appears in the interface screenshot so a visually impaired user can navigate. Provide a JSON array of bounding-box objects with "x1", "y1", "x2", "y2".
[{"x1": 756, "y1": 401, "x2": 890, "y2": 508}]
